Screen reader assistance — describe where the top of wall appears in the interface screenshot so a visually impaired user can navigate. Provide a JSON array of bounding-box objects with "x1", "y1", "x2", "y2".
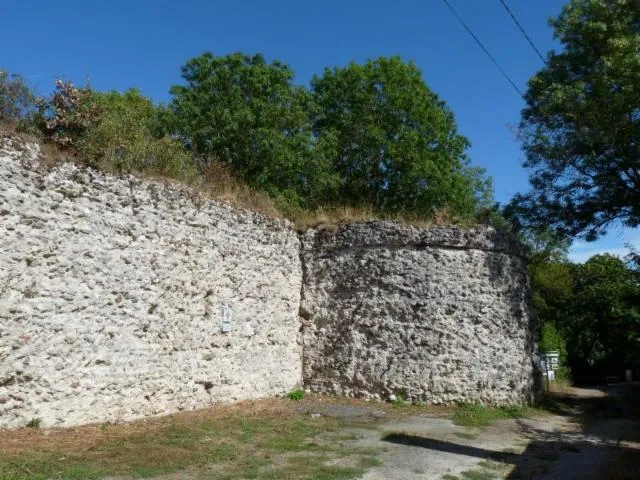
[
  {"x1": 1, "y1": 132, "x2": 523, "y2": 252},
  {"x1": 303, "y1": 222, "x2": 528, "y2": 258},
  {"x1": 0, "y1": 131, "x2": 293, "y2": 233}
]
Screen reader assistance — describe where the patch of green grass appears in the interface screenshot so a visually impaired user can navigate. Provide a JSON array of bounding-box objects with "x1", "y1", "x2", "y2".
[
  {"x1": 460, "y1": 469, "x2": 498, "y2": 480},
  {"x1": 477, "y1": 460, "x2": 509, "y2": 471},
  {"x1": 442, "y1": 475, "x2": 460, "y2": 480},
  {"x1": 392, "y1": 395, "x2": 409, "y2": 407},
  {"x1": 358, "y1": 456, "x2": 382, "y2": 467},
  {"x1": 453, "y1": 431, "x2": 477, "y2": 440},
  {"x1": 451, "y1": 403, "x2": 537, "y2": 427},
  {"x1": 287, "y1": 389, "x2": 306, "y2": 401},
  {"x1": 0, "y1": 408, "x2": 380, "y2": 480}
]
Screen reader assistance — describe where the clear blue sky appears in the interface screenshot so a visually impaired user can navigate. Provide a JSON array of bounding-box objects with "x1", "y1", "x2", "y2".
[{"x1": 3, "y1": 0, "x2": 636, "y2": 260}]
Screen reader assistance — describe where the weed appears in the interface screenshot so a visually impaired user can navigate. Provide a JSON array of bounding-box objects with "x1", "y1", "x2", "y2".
[
  {"x1": 26, "y1": 418, "x2": 41, "y2": 428},
  {"x1": 287, "y1": 389, "x2": 305, "y2": 401},
  {"x1": 477, "y1": 460, "x2": 509, "y2": 471},
  {"x1": 392, "y1": 395, "x2": 409, "y2": 407},
  {"x1": 358, "y1": 456, "x2": 382, "y2": 467},
  {"x1": 460, "y1": 469, "x2": 498, "y2": 480}
]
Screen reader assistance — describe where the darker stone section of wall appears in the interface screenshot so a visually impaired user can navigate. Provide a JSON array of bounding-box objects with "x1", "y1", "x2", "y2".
[{"x1": 300, "y1": 222, "x2": 537, "y2": 405}]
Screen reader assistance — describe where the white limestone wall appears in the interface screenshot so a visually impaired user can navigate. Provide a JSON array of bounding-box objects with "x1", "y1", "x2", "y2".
[{"x1": 0, "y1": 134, "x2": 302, "y2": 428}]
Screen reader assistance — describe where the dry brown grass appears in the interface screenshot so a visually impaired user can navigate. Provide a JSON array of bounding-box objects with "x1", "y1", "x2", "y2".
[
  {"x1": 290, "y1": 205, "x2": 466, "y2": 232},
  {"x1": 0, "y1": 397, "x2": 289, "y2": 458}
]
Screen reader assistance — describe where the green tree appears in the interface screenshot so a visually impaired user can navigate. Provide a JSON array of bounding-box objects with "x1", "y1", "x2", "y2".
[
  {"x1": 530, "y1": 251, "x2": 640, "y2": 382},
  {"x1": 311, "y1": 56, "x2": 492, "y2": 217},
  {"x1": 522, "y1": 228, "x2": 574, "y2": 378},
  {"x1": 0, "y1": 70, "x2": 39, "y2": 124},
  {"x1": 515, "y1": 0, "x2": 640, "y2": 240},
  {"x1": 568, "y1": 254, "x2": 640, "y2": 378},
  {"x1": 162, "y1": 52, "x2": 327, "y2": 205}
]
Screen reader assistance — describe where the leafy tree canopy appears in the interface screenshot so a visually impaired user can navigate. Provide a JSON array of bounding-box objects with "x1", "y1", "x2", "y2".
[
  {"x1": 515, "y1": 0, "x2": 640, "y2": 240},
  {"x1": 311, "y1": 56, "x2": 492, "y2": 217},
  {"x1": 0, "y1": 70, "x2": 38, "y2": 123},
  {"x1": 162, "y1": 52, "x2": 322, "y2": 205},
  {"x1": 531, "y1": 251, "x2": 640, "y2": 381}
]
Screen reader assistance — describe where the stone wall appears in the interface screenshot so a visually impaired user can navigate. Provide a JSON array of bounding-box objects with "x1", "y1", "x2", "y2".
[
  {"x1": 0, "y1": 135, "x2": 302, "y2": 428},
  {"x1": 0, "y1": 132, "x2": 537, "y2": 429},
  {"x1": 300, "y1": 223, "x2": 537, "y2": 404}
]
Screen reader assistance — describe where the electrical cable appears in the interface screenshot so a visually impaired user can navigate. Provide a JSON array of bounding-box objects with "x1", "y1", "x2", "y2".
[
  {"x1": 441, "y1": 0, "x2": 524, "y2": 98},
  {"x1": 499, "y1": 0, "x2": 547, "y2": 64}
]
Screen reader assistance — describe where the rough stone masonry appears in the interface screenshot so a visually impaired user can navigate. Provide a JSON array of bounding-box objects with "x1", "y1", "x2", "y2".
[
  {"x1": 0, "y1": 132, "x2": 537, "y2": 428},
  {"x1": 300, "y1": 224, "x2": 537, "y2": 404},
  {"x1": 0, "y1": 133, "x2": 302, "y2": 428}
]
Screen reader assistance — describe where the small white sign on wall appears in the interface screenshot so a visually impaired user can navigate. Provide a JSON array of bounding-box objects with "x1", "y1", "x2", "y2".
[{"x1": 220, "y1": 304, "x2": 234, "y2": 333}]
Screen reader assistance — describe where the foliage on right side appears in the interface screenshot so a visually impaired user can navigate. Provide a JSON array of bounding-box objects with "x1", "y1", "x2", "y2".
[
  {"x1": 523, "y1": 229, "x2": 640, "y2": 383},
  {"x1": 512, "y1": 0, "x2": 640, "y2": 241}
]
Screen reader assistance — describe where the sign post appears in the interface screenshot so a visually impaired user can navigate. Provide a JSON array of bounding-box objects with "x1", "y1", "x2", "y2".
[{"x1": 540, "y1": 351, "x2": 559, "y2": 391}]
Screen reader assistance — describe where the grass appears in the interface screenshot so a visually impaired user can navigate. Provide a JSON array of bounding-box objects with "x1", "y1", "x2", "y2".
[
  {"x1": 0, "y1": 399, "x2": 382, "y2": 480},
  {"x1": 451, "y1": 403, "x2": 542, "y2": 428},
  {"x1": 25, "y1": 418, "x2": 41, "y2": 429},
  {"x1": 460, "y1": 470, "x2": 498, "y2": 480},
  {"x1": 287, "y1": 389, "x2": 306, "y2": 401},
  {"x1": 392, "y1": 395, "x2": 409, "y2": 407},
  {"x1": 453, "y1": 431, "x2": 478, "y2": 440}
]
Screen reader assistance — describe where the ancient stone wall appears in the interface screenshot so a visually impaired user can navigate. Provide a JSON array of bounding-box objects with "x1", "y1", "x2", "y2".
[
  {"x1": 0, "y1": 133, "x2": 537, "y2": 429},
  {"x1": 300, "y1": 223, "x2": 537, "y2": 404},
  {"x1": 0, "y1": 136, "x2": 302, "y2": 428}
]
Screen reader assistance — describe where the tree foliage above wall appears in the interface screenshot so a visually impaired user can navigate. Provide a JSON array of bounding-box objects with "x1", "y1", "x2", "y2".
[
  {"x1": 2, "y1": 53, "x2": 494, "y2": 222},
  {"x1": 310, "y1": 57, "x2": 493, "y2": 216},
  {"x1": 158, "y1": 52, "x2": 492, "y2": 216},
  {"x1": 513, "y1": 0, "x2": 640, "y2": 240}
]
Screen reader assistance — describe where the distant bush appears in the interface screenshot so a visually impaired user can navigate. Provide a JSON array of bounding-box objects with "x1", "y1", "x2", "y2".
[
  {"x1": 79, "y1": 89, "x2": 197, "y2": 180},
  {"x1": 38, "y1": 79, "x2": 103, "y2": 149}
]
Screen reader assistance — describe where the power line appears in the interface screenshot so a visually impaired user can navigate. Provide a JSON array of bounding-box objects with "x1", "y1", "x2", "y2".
[
  {"x1": 499, "y1": 0, "x2": 547, "y2": 64},
  {"x1": 440, "y1": 0, "x2": 524, "y2": 98}
]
